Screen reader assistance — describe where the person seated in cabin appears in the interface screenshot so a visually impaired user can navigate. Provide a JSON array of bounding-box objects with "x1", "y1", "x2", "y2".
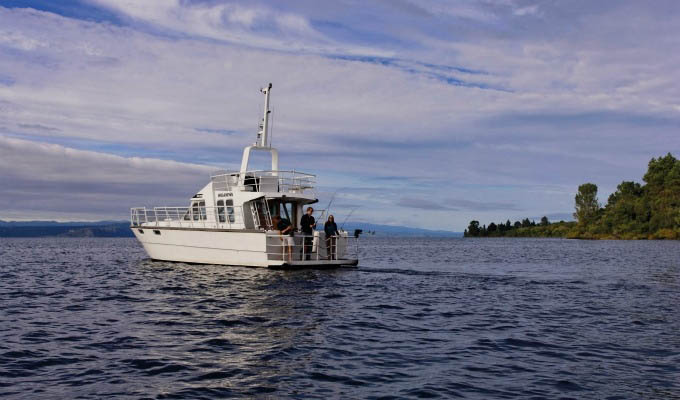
[
  {"x1": 272, "y1": 215, "x2": 294, "y2": 262},
  {"x1": 299, "y1": 207, "x2": 315, "y2": 260},
  {"x1": 324, "y1": 215, "x2": 339, "y2": 260}
]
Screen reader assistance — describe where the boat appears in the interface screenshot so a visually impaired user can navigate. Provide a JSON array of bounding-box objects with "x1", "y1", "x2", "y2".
[{"x1": 130, "y1": 83, "x2": 359, "y2": 268}]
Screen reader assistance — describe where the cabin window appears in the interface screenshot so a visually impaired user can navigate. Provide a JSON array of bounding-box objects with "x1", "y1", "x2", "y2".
[
  {"x1": 153, "y1": 230, "x2": 161, "y2": 235},
  {"x1": 226, "y1": 199, "x2": 235, "y2": 223},
  {"x1": 282, "y1": 202, "x2": 294, "y2": 222},
  {"x1": 199, "y1": 201, "x2": 206, "y2": 220},
  {"x1": 191, "y1": 200, "x2": 206, "y2": 221},
  {"x1": 192, "y1": 202, "x2": 199, "y2": 221},
  {"x1": 268, "y1": 199, "x2": 281, "y2": 218},
  {"x1": 138, "y1": 229, "x2": 144, "y2": 234},
  {"x1": 217, "y1": 200, "x2": 226, "y2": 223}
]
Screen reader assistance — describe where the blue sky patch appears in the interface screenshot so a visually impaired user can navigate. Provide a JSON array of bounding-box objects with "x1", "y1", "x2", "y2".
[{"x1": 3, "y1": 0, "x2": 123, "y2": 24}]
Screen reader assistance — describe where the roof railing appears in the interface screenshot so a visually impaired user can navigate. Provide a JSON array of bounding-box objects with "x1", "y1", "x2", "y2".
[{"x1": 210, "y1": 170, "x2": 315, "y2": 194}]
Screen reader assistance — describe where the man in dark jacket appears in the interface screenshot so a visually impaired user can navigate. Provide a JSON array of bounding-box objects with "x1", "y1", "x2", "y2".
[{"x1": 299, "y1": 207, "x2": 315, "y2": 260}]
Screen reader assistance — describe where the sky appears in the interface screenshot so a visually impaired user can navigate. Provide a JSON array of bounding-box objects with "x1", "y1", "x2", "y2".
[{"x1": 0, "y1": 0, "x2": 679, "y2": 230}]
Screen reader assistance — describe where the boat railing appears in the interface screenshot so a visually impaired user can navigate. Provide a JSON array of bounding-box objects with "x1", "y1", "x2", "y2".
[
  {"x1": 130, "y1": 205, "x2": 245, "y2": 229},
  {"x1": 210, "y1": 170, "x2": 315, "y2": 194},
  {"x1": 265, "y1": 232, "x2": 359, "y2": 262}
]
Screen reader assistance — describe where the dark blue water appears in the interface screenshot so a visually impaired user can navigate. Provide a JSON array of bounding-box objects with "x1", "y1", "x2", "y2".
[{"x1": 1, "y1": 237, "x2": 680, "y2": 399}]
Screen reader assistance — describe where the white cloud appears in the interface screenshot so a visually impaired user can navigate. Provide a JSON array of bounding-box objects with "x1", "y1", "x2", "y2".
[
  {"x1": 84, "y1": 0, "x2": 384, "y2": 56},
  {"x1": 0, "y1": 3, "x2": 679, "y2": 229},
  {"x1": 0, "y1": 30, "x2": 47, "y2": 51},
  {"x1": 417, "y1": 1, "x2": 497, "y2": 22},
  {"x1": 513, "y1": 5, "x2": 540, "y2": 17},
  {"x1": 0, "y1": 135, "x2": 213, "y2": 220}
]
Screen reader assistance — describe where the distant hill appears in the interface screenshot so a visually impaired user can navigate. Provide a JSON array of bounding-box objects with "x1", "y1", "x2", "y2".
[
  {"x1": 0, "y1": 220, "x2": 127, "y2": 227},
  {"x1": 0, "y1": 221, "x2": 133, "y2": 237},
  {"x1": 0, "y1": 220, "x2": 460, "y2": 238},
  {"x1": 341, "y1": 222, "x2": 461, "y2": 237}
]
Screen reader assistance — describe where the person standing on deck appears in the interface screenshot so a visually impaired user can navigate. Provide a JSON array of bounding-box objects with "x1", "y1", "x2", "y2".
[
  {"x1": 299, "y1": 207, "x2": 315, "y2": 260},
  {"x1": 324, "y1": 215, "x2": 339, "y2": 260},
  {"x1": 272, "y1": 215, "x2": 294, "y2": 262}
]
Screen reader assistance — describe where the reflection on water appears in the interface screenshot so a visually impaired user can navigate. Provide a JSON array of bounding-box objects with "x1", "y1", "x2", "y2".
[{"x1": 1, "y1": 237, "x2": 680, "y2": 398}]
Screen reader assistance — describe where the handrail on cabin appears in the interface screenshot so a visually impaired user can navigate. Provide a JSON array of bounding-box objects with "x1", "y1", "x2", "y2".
[{"x1": 210, "y1": 170, "x2": 316, "y2": 194}]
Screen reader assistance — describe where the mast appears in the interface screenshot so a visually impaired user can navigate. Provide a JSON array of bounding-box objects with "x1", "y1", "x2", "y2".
[
  {"x1": 256, "y1": 83, "x2": 272, "y2": 147},
  {"x1": 240, "y1": 83, "x2": 279, "y2": 175}
]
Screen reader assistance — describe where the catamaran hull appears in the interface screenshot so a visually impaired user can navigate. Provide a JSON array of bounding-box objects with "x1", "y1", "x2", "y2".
[{"x1": 131, "y1": 227, "x2": 358, "y2": 268}]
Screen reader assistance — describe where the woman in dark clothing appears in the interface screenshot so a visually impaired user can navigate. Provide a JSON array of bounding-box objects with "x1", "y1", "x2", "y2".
[{"x1": 324, "y1": 215, "x2": 339, "y2": 260}]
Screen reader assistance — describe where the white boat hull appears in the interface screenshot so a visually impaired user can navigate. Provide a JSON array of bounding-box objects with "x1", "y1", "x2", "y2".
[{"x1": 131, "y1": 227, "x2": 358, "y2": 268}]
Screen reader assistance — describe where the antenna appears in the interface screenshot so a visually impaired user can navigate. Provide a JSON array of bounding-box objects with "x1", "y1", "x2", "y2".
[
  {"x1": 270, "y1": 104, "x2": 274, "y2": 148},
  {"x1": 256, "y1": 83, "x2": 272, "y2": 147}
]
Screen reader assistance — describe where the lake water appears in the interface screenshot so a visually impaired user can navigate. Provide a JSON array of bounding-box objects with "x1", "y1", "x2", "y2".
[{"x1": 1, "y1": 237, "x2": 679, "y2": 399}]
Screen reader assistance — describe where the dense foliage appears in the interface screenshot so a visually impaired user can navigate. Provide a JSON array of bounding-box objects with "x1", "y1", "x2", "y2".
[
  {"x1": 464, "y1": 153, "x2": 680, "y2": 240},
  {"x1": 464, "y1": 217, "x2": 577, "y2": 238}
]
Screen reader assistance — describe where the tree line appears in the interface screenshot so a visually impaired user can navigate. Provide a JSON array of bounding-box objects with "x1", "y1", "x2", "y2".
[
  {"x1": 465, "y1": 153, "x2": 680, "y2": 240},
  {"x1": 464, "y1": 216, "x2": 568, "y2": 237}
]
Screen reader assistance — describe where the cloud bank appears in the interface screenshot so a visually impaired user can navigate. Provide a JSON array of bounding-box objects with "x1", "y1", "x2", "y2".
[
  {"x1": 1, "y1": 2, "x2": 679, "y2": 229},
  {"x1": 0, "y1": 136, "x2": 212, "y2": 220}
]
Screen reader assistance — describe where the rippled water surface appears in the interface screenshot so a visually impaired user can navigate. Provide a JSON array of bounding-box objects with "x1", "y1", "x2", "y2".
[{"x1": 1, "y1": 237, "x2": 680, "y2": 399}]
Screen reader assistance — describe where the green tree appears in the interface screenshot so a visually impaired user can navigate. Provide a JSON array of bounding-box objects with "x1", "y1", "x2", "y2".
[
  {"x1": 465, "y1": 220, "x2": 481, "y2": 237},
  {"x1": 574, "y1": 183, "x2": 600, "y2": 225},
  {"x1": 600, "y1": 181, "x2": 647, "y2": 235},
  {"x1": 488, "y1": 222, "x2": 498, "y2": 234},
  {"x1": 643, "y1": 153, "x2": 680, "y2": 231},
  {"x1": 464, "y1": 154, "x2": 680, "y2": 239}
]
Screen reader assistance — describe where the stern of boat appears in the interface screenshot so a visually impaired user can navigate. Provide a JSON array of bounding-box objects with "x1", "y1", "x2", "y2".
[{"x1": 265, "y1": 231, "x2": 359, "y2": 268}]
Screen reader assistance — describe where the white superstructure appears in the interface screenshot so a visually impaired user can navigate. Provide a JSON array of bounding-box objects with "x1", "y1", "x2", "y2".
[{"x1": 130, "y1": 84, "x2": 359, "y2": 268}]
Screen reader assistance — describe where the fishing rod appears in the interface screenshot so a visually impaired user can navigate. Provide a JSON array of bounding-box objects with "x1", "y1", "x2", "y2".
[
  {"x1": 340, "y1": 207, "x2": 358, "y2": 231},
  {"x1": 316, "y1": 190, "x2": 337, "y2": 229}
]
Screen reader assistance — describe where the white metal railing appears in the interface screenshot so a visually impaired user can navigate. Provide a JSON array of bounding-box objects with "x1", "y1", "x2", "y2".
[
  {"x1": 130, "y1": 205, "x2": 244, "y2": 229},
  {"x1": 265, "y1": 232, "x2": 359, "y2": 262},
  {"x1": 211, "y1": 170, "x2": 315, "y2": 194}
]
